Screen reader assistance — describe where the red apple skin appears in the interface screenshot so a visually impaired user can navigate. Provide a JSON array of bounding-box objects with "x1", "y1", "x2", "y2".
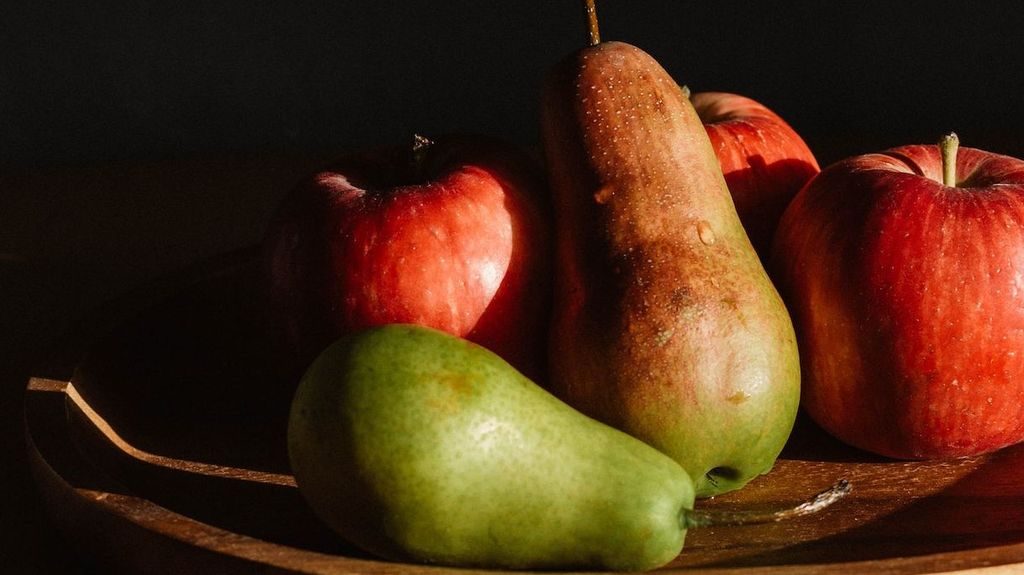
[
  {"x1": 691, "y1": 91, "x2": 820, "y2": 260},
  {"x1": 772, "y1": 142, "x2": 1024, "y2": 459},
  {"x1": 262, "y1": 135, "x2": 551, "y2": 382}
]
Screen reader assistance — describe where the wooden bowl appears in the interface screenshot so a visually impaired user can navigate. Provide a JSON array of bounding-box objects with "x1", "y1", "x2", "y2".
[{"x1": 24, "y1": 249, "x2": 1024, "y2": 574}]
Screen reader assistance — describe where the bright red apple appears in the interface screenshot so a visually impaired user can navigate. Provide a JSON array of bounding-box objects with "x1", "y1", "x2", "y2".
[
  {"x1": 262, "y1": 134, "x2": 551, "y2": 381},
  {"x1": 772, "y1": 133, "x2": 1024, "y2": 459},
  {"x1": 690, "y1": 91, "x2": 819, "y2": 259}
]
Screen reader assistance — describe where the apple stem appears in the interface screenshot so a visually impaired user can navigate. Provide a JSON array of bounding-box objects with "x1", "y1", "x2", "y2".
[
  {"x1": 940, "y1": 132, "x2": 959, "y2": 187},
  {"x1": 412, "y1": 134, "x2": 434, "y2": 179},
  {"x1": 583, "y1": 0, "x2": 600, "y2": 46},
  {"x1": 680, "y1": 479, "x2": 851, "y2": 529}
]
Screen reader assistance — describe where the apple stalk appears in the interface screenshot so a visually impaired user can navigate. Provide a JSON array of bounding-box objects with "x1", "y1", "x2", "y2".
[
  {"x1": 941, "y1": 132, "x2": 959, "y2": 187},
  {"x1": 412, "y1": 134, "x2": 434, "y2": 179}
]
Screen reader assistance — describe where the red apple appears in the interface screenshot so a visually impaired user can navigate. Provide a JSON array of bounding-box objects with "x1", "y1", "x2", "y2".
[
  {"x1": 262, "y1": 134, "x2": 551, "y2": 381},
  {"x1": 690, "y1": 91, "x2": 820, "y2": 259},
  {"x1": 772, "y1": 133, "x2": 1024, "y2": 459}
]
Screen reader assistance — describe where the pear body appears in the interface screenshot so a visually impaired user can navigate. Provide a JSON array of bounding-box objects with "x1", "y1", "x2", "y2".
[
  {"x1": 541, "y1": 41, "x2": 800, "y2": 497},
  {"x1": 288, "y1": 324, "x2": 695, "y2": 571}
]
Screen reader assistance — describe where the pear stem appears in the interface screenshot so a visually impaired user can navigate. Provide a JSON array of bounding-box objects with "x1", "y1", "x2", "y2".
[
  {"x1": 583, "y1": 0, "x2": 600, "y2": 46},
  {"x1": 681, "y1": 479, "x2": 851, "y2": 529},
  {"x1": 940, "y1": 132, "x2": 959, "y2": 187}
]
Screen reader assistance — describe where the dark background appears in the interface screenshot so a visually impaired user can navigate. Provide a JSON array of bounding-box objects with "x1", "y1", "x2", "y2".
[
  {"x1": 4, "y1": 2, "x2": 1023, "y2": 572},
  {"x1": 7, "y1": 1, "x2": 1024, "y2": 171}
]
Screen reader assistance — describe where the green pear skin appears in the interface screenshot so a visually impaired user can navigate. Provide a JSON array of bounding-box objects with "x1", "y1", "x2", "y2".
[
  {"x1": 288, "y1": 324, "x2": 696, "y2": 571},
  {"x1": 541, "y1": 41, "x2": 800, "y2": 497}
]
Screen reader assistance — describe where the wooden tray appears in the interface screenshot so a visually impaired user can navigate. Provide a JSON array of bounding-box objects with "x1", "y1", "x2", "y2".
[{"x1": 24, "y1": 249, "x2": 1024, "y2": 574}]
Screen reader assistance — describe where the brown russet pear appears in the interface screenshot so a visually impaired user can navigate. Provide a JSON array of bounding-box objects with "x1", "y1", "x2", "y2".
[{"x1": 541, "y1": 17, "x2": 800, "y2": 497}]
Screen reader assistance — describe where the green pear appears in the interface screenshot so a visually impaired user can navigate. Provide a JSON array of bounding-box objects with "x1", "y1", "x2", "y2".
[
  {"x1": 540, "y1": 7, "x2": 800, "y2": 497},
  {"x1": 288, "y1": 324, "x2": 696, "y2": 571}
]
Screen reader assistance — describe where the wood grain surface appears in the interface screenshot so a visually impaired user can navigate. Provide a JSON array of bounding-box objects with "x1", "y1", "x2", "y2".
[{"x1": 23, "y1": 251, "x2": 1024, "y2": 574}]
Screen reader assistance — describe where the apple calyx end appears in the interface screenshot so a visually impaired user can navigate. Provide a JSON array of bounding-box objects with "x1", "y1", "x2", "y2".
[{"x1": 939, "y1": 132, "x2": 960, "y2": 187}]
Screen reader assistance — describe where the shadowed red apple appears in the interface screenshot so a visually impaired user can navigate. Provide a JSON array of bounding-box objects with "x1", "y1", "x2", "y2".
[
  {"x1": 772, "y1": 133, "x2": 1024, "y2": 459},
  {"x1": 690, "y1": 91, "x2": 819, "y2": 260},
  {"x1": 262, "y1": 135, "x2": 551, "y2": 382}
]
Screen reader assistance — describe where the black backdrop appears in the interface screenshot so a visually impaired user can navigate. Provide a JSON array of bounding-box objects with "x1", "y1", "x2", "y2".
[{"x1": 7, "y1": 1, "x2": 1024, "y2": 170}]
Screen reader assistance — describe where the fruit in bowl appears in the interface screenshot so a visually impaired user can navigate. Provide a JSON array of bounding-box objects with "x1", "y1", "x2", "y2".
[
  {"x1": 288, "y1": 324, "x2": 698, "y2": 571},
  {"x1": 261, "y1": 134, "x2": 551, "y2": 381},
  {"x1": 540, "y1": 2, "x2": 800, "y2": 498},
  {"x1": 773, "y1": 133, "x2": 1024, "y2": 459},
  {"x1": 288, "y1": 324, "x2": 849, "y2": 571},
  {"x1": 690, "y1": 90, "x2": 820, "y2": 260}
]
